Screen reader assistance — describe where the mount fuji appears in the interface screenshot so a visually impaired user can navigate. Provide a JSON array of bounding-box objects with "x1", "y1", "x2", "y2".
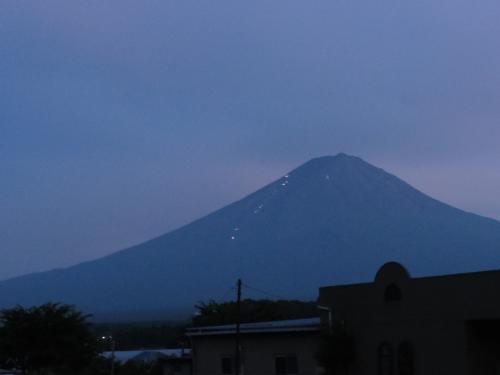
[{"x1": 2, "y1": 154, "x2": 500, "y2": 320}]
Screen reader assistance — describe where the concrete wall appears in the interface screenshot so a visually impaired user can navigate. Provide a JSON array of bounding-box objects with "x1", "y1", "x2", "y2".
[
  {"x1": 318, "y1": 262, "x2": 500, "y2": 375},
  {"x1": 191, "y1": 332, "x2": 319, "y2": 375}
]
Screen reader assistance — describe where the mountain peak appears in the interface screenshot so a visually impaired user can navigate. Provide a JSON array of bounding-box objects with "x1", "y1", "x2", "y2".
[
  {"x1": 303, "y1": 153, "x2": 367, "y2": 168},
  {"x1": 288, "y1": 153, "x2": 378, "y2": 182},
  {"x1": 2, "y1": 155, "x2": 500, "y2": 320},
  {"x1": 310, "y1": 152, "x2": 356, "y2": 161}
]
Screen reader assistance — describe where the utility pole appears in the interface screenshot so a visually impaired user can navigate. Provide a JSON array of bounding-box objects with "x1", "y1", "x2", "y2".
[
  {"x1": 102, "y1": 335, "x2": 115, "y2": 375},
  {"x1": 235, "y1": 279, "x2": 242, "y2": 375},
  {"x1": 110, "y1": 338, "x2": 116, "y2": 375}
]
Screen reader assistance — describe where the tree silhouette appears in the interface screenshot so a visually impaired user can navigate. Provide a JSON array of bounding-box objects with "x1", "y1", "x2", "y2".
[
  {"x1": 0, "y1": 303, "x2": 99, "y2": 374},
  {"x1": 192, "y1": 299, "x2": 317, "y2": 326}
]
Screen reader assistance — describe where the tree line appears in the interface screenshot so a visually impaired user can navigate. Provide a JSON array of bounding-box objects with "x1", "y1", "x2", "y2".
[{"x1": 0, "y1": 299, "x2": 320, "y2": 374}]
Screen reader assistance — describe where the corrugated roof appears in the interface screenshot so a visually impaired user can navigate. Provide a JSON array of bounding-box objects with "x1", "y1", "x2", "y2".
[{"x1": 186, "y1": 317, "x2": 320, "y2": 336}]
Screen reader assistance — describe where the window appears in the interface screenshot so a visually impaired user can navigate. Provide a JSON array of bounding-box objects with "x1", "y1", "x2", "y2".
[
  {"x1": 275, "y1": 355, "x2": 298, "y2": 375},
  {"x1": 221, "y1": 357, "x2": 233, "y2": 374},
  {"x1": 398, "y1": 342, "x2": 414, "y2": 375},
  {"x1": 378, "y1": 343, "x2": 394, "y2": 375},
  {"x1": 385, "y1": 283, "x2": 402, "y2": 302}
]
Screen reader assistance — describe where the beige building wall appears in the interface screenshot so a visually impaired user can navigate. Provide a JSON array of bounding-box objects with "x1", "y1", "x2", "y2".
[{"x1": 191, "y1": 332, "x2": 319, "y2": 375}]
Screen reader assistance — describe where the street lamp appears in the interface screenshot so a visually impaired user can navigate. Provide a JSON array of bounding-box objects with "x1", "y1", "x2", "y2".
[{"x1": 101, "y1": 335, "x2": 116, "y2": 375}]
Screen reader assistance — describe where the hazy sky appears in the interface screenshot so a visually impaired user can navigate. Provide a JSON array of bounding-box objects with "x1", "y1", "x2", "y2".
[{"x1": 1, "y1": 0, "x2": 499, "y2": 280}]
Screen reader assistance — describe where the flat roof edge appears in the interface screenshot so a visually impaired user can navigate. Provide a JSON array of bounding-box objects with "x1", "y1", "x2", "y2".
[{"x1": 187, "y1": 326, "x2": 320, "y2": 337}]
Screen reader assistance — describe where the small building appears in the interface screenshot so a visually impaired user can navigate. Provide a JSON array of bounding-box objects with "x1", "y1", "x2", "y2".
[
  {"x1": 187, "y1": 318, "x2": 321, "y2": 375},
  {"x1": 318, "y1": 261, "x2": 500, "y2": 375}
]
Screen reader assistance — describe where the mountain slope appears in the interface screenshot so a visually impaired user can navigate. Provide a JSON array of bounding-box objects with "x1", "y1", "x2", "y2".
[{"x1": 2, "y1": 154, "x2": 500, "y2": 319}]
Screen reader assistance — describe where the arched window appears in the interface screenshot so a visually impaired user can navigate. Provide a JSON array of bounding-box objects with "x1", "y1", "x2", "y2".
[
  {"x1": 378, "y1": 342, "x2": 394, "y2": 375},
  {"x1": 385, "y1": 283, "x2": 402, "y2": 302},
  {"x1": 398, "y1": 342, "x2": 414, "y2": 375}
]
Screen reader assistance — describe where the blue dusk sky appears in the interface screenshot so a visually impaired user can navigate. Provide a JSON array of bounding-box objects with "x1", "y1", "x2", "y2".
[{"x1": 1, "y1": 0, "x2": 499, "y2": 280}]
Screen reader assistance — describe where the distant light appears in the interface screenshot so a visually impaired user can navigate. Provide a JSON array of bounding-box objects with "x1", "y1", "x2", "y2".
[{"x1": 253, "y1": 204, "x2": 264, "y2": 214}]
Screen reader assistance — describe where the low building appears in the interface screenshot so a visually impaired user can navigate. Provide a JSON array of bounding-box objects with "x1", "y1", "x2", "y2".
[
  {"x1": 187, "y1": 318, "x2": 321, "y2": 375},
  {"x1": 318, "y1": 261, "x2": 500, "y2": 375}
]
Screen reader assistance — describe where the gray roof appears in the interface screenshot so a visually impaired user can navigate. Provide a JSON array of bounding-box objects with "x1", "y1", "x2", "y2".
[{"x1": 186, "y1": 317, "x2": 320, "y2": 336}]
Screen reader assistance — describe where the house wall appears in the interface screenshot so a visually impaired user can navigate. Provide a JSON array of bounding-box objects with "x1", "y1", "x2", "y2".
[
  {"x1": 191, "y1": 332, "x2": 319, "y2": 375},
  {"x1": 318, "y1": 262, "x2": 500, "y2": 375},
  {"x1": 466, "y1": 321, "x2": 500, "y2": 375}
]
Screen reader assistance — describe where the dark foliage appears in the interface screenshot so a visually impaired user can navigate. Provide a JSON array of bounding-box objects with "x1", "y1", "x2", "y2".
[
  {"x1": 0, "y1": 303, "x2": 99, "y2": 374},
  {"x1": 114, "y1": 360, "x2": 163, "y2": 375},
  {"x1": 316, "y1": 324, "x2": 356, "y2": 375},
  {"x1": 79, "y1": 356, "x2": 111, "y2": 375},
  {"x1": 192, "y1": 299, "x2": 317, "y2": 326},
  {"x1": 80, "y1": 357, "x2": 163, "y2": 375}
]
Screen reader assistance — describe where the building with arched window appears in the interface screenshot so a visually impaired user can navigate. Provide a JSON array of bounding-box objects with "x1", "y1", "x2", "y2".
[{"x1": 318, "y1": 262, "x2": 500, "y2": 375}]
